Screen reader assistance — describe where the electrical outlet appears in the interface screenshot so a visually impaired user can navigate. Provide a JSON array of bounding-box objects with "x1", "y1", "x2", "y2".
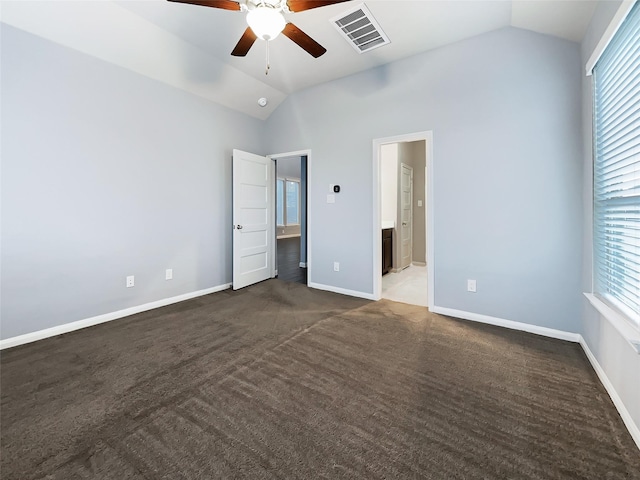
[
  {"x1": 126, "y1": 275, "x2": 135, "y2": 288},
  {"x1": 334, "y1": 262, "x2": 340, "y2": 272},
  {"x1": 165, "y1": 269, "x2": 173, "y2": 280},
  {"x1": 467, "y1": 279, "x2": 476, "y2": 293}
]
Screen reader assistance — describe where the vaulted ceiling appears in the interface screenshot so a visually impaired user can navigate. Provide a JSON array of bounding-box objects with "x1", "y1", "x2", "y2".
[{"x1": 1, "y1": 0, "x2": 597, "y2": 119}]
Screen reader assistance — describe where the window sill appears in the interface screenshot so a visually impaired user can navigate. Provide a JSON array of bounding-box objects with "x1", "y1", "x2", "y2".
[{"x1": 584, "y1": 293, "x2": 640, "y2": 354}]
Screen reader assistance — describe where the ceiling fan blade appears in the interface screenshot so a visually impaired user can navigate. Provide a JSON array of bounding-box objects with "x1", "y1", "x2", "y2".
[
  {"x1": 286, "y1": 0, "x2": 351, "y2": 12},
  {"x1": 167, "y1": 0, "x2": 241, "y2": 11},
  {"x1": 231, "y1": 27, "x2": 258, "y2": 56},
  {"x1": 282, "y1": 23, "x2": 326, "y2": 58}
]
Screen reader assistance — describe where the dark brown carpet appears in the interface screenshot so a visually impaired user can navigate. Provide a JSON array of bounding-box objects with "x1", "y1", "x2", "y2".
[{"x1": 1, "y1": 280, "x2": 639, "y2": 479}]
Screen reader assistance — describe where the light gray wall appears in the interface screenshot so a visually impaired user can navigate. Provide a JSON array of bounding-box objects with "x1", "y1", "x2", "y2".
[
  {"x1": 264, "y1": 26, "x2": 583, "y2": 332},
  {"x1": 1, "y1": 25, "x2": 265, "y2": 339},
  {"x1": 580, "y1": 0, "x2": 640, "y2": 437}
]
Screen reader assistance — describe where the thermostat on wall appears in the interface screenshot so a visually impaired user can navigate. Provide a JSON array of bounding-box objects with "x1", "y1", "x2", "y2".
[{"x1": 333, "y1": 185, "x2": 340, "y2": 193}]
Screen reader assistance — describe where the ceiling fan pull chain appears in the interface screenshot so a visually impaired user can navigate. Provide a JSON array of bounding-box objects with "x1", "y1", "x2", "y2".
[{"x1": 265, "y1": 40, "x2": 270, "y2": 75}]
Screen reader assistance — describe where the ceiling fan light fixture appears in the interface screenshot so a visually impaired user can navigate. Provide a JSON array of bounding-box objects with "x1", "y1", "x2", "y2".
[{"x1": 246, "y1": 7, "x2": 286, "y2": 41}]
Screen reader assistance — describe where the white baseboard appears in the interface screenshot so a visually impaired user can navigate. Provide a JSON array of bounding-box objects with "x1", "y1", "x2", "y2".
[
  {"x1": 412, "y1": 261, "x2": 426, "y2": 267},
  {"x1": 430, "y1": 306, "x2": 581, "y2": 342},
  {"x1": 0, "y1": 283, "x2": 232, "y2": 350},
  {"x1": 308, "y1": 282, "x2": 376, "y2": 301},
  {"x1": 299, "y1": 262, "x2": 307, "y2": 268},
  {"x1": 430, "y1": 305, "x2": 638, "y2": 451},
  {"x1": 579, "y1": 336, "x2": 640, "y2": 451}
]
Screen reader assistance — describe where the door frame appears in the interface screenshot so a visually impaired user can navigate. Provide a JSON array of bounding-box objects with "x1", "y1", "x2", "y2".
[
  {"x1": 372, "y1": 131, "x2": 434, "y2": 306},
  {"x1": 268, "y1": 149, "x2": 311, "y2": 286}
]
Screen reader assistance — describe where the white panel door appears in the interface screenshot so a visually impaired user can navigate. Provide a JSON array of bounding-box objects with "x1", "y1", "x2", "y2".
[
  {"x1": 233, "y1": 149, "x2": 273, "y2": 290},
  {"x1": 400, "y1": 163, "x2": 413, "y2": 270}
]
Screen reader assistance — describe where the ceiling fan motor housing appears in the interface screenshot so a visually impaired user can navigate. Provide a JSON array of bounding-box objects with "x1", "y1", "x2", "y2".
[{"x1": 246, "y1": 6, "x2": 286, "y2": 40}]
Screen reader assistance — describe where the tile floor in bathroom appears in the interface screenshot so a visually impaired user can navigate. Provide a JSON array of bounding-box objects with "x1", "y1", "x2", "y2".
[{"x1": 381, "y1": 264, "x2": 428, "y2": 307}]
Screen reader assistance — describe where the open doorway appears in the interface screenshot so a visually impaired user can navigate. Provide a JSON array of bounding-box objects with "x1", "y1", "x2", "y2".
[
  {"x1": 373, "y1": 132, "x2": 434, "y2": 308},
  {"x1": 271, "y1": 153, "x2": 309, "y2": 285}
]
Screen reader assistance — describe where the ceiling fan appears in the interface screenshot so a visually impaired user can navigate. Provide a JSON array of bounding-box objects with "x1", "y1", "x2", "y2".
[{"x1": 168, "y1": 0, "x2": 351, "y2": 60}]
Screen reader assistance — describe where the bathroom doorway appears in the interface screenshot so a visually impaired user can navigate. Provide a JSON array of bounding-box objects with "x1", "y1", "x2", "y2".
[{"x1": 373, "y1": 132, "x2": 434, "y2": 307}]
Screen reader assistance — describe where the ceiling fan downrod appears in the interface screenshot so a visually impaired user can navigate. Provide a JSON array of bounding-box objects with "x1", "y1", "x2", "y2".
[{"x1": 265, "y1": 39, "x2": 270, "y2": 75}]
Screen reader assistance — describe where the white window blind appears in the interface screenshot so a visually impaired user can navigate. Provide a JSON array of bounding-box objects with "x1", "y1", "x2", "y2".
[
  {"x1": 276, "y1": 179, "x2": 284, "y2": 225},
  {"x1": 593, "y1": 0, "x2": 640, "y2": 324}
]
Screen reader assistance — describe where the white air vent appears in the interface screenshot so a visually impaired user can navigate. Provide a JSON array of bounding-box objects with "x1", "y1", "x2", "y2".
[{"x1": 331, "y1": 3, "x2": 390, "y2": 54}]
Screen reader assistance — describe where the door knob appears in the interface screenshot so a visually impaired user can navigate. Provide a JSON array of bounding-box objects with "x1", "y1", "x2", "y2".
[
  {"x1": 402, "y1": 222, "x2": 407, "y2": 226},
  {"x1": 236, "y1": 225, "x2": 243, "y2": 230}
]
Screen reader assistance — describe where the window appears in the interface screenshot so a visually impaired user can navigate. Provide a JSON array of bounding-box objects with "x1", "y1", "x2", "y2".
[
  {"x1": 277, "y1": 179, "x2": 284, "y2": 226},
  {"x1": 592, "y1": 1, "x2": 640, "y2": 325},
  {"x1": 276, "y1": 178, "x2": 300, "y2": 226},
  {"x1": 286, "y1": 180, "x2": 299, "y2": 224}
]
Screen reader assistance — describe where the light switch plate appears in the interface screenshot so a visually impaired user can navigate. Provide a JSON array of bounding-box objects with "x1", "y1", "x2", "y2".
[{"x1": 418, "y1": 200, "x2": 423, "y2": 207}]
